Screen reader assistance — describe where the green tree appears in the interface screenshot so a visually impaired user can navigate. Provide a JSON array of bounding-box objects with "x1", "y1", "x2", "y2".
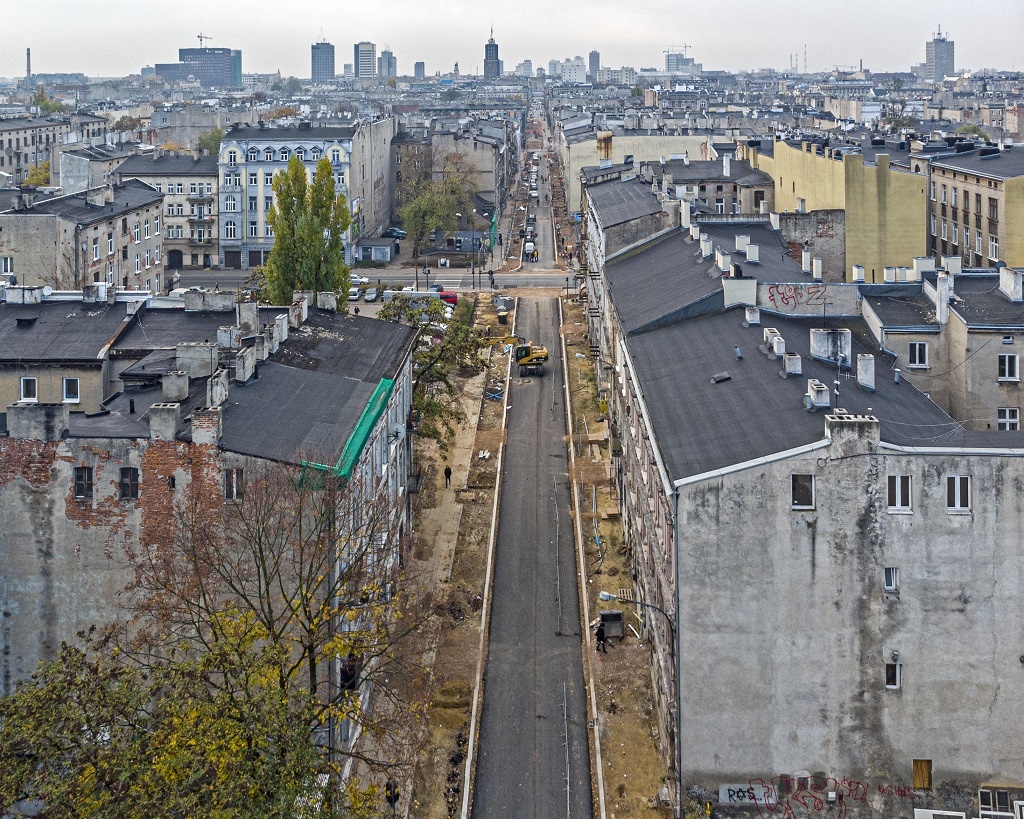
[
  {"x1": 196, "y1": 126, "x2": 225, "y2": 155},
  {"x1": 285, "y1": 77, "x2": 302, "y2": 95},
  {"x1": 264, "y1": 156, "x2": 351, "y2": 303},
  {"x1": 955, "y1": 123, "x2": 988, "y2": 140},
  {"x1": 398, "y1": 150, "x2": 475, "y2": 258},
  {"x1": 631, "y1": 86, "x2": 643, "y2": 97},
  {"x1": 441, "y1": 87, "x2": 459, "y2": 101},
  {"x1": 24, "y1": 160, "x2": 50, "y2": 186},
  {"x1": 386, "y1": 77, "x2": 397, "y2": 89},
  {"x1": 378, "y1": 297, "x2": 483, "y2": 450}
]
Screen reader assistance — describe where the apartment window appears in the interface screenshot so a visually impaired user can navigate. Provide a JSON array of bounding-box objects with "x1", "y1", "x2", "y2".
[
  {"x1": 248, "y1": 221, "x2": 257, "y2": 237},
  {"x1": 227, "y1": 150, "x2": 237, "y2": 164},
  {"x1": 912, "y1": 759, "x2": 932, "y2": 790},
  {"x1": 907, "y1": 341, "x2": 928, "y2": 368},
  {"x1": 176, "y1": 203, "x2": 184, "y2": 216},
  {"x1": 74, "y1": 466, "x2": 94, "y2": 500},
  {"x1": 940, "y1": 220, "x2": 947, "y2": 240},
  {"x1": 144, "y1": 219, "x2": 151, "y2": 239},
  {"x1": 976, "y1": 192, "x2": 982, "y2": 212},
  {"x1": 205, "y1": 182, "x2": 212, "y2": 194},
  {"x1": 989, "y1": 235, "x2": 999, "y2": 261},
  {"x1": 331, "y1": 149, "x2": 341, "y2": 163},
  {"x1": 929, "y1": 180, "x2": 936, "y2": 200},
  {"x1": 248, "y1": 196, "x2": 257, "y2": 211},
  {"x1": 997, "y1": 407, "x2": 1020, "y2": 430},
  {"x1": 225, "y1": 195, "x2": 237, "y2": 212},
  {"x1": 279, "y1": 148, "x2": 290, "y2": 161},
  {"x1": 715, "y1": 197, "x2": 725, "y2": 214},
  {"x1": 189, "y1": 182, "x2": 198, "y2": 195},
  {"x1": 155, "y1": 245, "x2": 161, "y2": 263},
  {"x1": 998, "y1": 353, "x2": 1018, "y2": 381},
  {"x1": 154, "y1": 215, "x2": 160, "y2": 234},
  {"x1": 951, "y1": 225, "x2": 958, "y2": 245},
  {"x1": 224, "y1": 467, "x2": 244, "y2": 499},
  {"x1": 20, "y1": 376, "x2": 38, "y2": 402},
  {"x1": 883, "y1": 567, "x2": 900, "y2": 592},
  {"x1": 92, "y1": 237, "x2": 100, "y2": 260},
  {"x1": 265, "y1": 196, "x2": 273, "y2": 211},
  {"x1": 887, "y1": 475, "x2": 911, "y2": 511},
  {"x1": 247, "y1": 148, "x2": 258, "y2": 162},
  {"x1": 264, "y1": 171, "x2": 273, "y2": 185},
  {"x1": 133, "y1": 223, "x2": 141, "y2": 243},
  {"x1": 311, "y1": 148, "x2": 321, "y2": 161},
  {"x1": 946, "y1": 475, "x2": 971, "y2": 511},
  {"x1": 295, "y1": 147, "x2": 305, "y2": 161},
  {"x1": 929, "y1": 214, "x2": 936, "y2": 235},
  {"x1": 940, "y1": 184, "x2": 947, "y2": 204},
  {"x1": 988, "y1": 197, "x2": 998, "y2": 221},
  {"x1": 134, "y1": 254, "x2": 140, "y2": 273},
  {"x1": 951, "y1": 187, "x2": 958, "y2": 207},
  {"x1": 791, "y1": 474, "x2": 814, "y2": 509},
  {"x1": 107, "y1": 232, "x2": 114, "y2": 254},
  {"x1": 979, "y1": 790, "x2": 1010, "y2": 814},
  {"x1": 264, "y1": 148, "x2": 274, "y2": 161},
  {"x1": 63, "y1": 377, "x2": 80, "y2": 403},
  {"x1": 225, "y1": 221, "x2": 237, "y2": 239},
  {"x1": 976, "y1": 232, "x2": 983, "y2": 253},
  {"x1": 176, "y1": 183, "x2": 184, "y2": 194},
  {"x1": 153, "y1": 183, "x2": 162, "y2": 193},
  {"x1": 265, "y1": 224, "x2": 274, "y2": 237},
  {"x1": 249, "y1": 172, "x2": 258, "y2": 186},
  {"x1": 119, "y1": 467, "x2": 140, "y2": 500},
  {"x1": 145, "y1": 249, "x2": 151, "y2": 268},
  {"x1": 885, "y1": 662, "x2": 902, "y2": 689},
  {"x1": 0, "y1": 256, "x2": 12, "y2": 273}
]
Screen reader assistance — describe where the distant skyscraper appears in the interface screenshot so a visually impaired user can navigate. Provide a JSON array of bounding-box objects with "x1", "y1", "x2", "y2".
[
  {"x1": 414, "y1": 61, "x2": 425, "y2": 81},
  {"x1": 925, "y1": 27, "x2": 955, "y2": 83},
  {"x1": 155, "y1": 46, "x2": 241, "y2": 88},
  {"x1": 589, "y1": 50, "x2": 600, "y2": 82},
  {"x1": 378, "y1": 49, "x2": 397, "y2": 79},
  {"x1": 311, "y1": 40, "x2": 335, "y2": 83},
  {"x1": 484, "y1": 28, "x2": 500, "y2": 79},
  {"x1": 354, "y1": 41, "x2": 376, "y2": 78}
]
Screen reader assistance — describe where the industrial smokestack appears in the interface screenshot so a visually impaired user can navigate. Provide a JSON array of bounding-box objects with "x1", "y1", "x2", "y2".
[{"x1": 26, "y1": 48, "x2": 31, "y2": 78}]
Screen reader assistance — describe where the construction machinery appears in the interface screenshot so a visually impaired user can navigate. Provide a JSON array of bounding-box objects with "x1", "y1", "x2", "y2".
[{"x1": 514, "y1": 341, "x2": 549, "y2": 376}]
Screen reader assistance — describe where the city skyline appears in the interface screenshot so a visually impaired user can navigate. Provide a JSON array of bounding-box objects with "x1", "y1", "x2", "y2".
[{"x1": 3, "y1": 0, "x2": 1022, "y2": 81}]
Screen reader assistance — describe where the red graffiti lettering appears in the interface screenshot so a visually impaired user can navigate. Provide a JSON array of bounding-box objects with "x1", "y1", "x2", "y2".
[{"x1": 749, "y1": 775, "x2": 868, "y2": 819}]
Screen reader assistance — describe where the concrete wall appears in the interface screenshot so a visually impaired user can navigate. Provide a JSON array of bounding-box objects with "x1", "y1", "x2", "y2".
[
  {"x1": 676, "y1": 417, "x2": 1024, "y2": 811},
  {"x1": 351, "y1": 117, "x2": 396, "y2": 240},
  {"x1": 0, "y1": 213, "x2": 59, "y2": 286},
  {"x1": 606, "y1": 211, "x2": 674, "y2": 258},
  {"x1": 0, "y1": 363, "x2": 107, "y2": 415},
  {"x1": 1006, "y1": 176, "x2": 1024, "y2": 267},
  {"x1": 778, "y1": 210, "x2": 846, "y2": 278}
]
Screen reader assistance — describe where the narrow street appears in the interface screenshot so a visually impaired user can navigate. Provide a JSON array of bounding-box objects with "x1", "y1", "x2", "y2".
[{"x1": 471, "y1": 296, "x2": 593, "y2": 818}]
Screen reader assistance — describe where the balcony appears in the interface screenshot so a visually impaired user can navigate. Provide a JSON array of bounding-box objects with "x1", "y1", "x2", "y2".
[
  {"x1": 187, "y1": 192, "x2": 214, "y2": 202},
  {"x1": 188, "y1": 214, "x2": 214, "y2": 224}
]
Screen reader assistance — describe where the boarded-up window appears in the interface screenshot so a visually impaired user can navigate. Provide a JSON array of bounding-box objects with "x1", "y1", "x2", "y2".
[{"x1": 912, "y1": 759, "x2": 932, "y2": 790}]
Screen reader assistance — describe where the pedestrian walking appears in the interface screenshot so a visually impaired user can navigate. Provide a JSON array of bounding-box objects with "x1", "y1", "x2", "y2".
[
  {"x1": 353, "y1": 306, "x2": 360, "y2": 316},
  {"x1": 444, "y1": 464, "x2": 452, "y2": 487},
  {"x1": 595, "y1": 622, "x2": 607, "y2": 653}
]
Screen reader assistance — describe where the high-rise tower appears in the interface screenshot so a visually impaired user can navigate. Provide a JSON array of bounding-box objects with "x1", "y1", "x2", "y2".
[
  {"x1": 354, "y1": 41, "x2": 376, "y2": 78},
  {"x1": 588, "y1": 50, "x2": 600, "y2": 82},
  {"x1": 925, "y1": 26, "x2": 955, "y2": 83},
  {"x1": 311, "y1": 40, "x2": 335, "y2": 83},
  {"x1": 484, "y1": 28, "x2": 500, "y2": 79}
]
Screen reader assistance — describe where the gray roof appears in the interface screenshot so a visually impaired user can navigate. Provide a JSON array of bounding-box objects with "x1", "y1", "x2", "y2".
[
  {"x1": 0, "y1": 301, "x2": 131, "y2": 362},
  {"x1": 10, "y1": 178, "x2": 162, "y2": 224},
  {"x1": 930, "y1": 148, "x2": 1024, "y2": 180},
  {"x1": 117, "y1": 153, "x2": 219, "y2": 176},
  {"x1": 949, "y1": 274, "x2": 1024, "y2": 328},
  {"x1": 627, "y1": 310, "x2": 1018, "y2": 483},
  {"x1": 225, "y1": 125, "x2": 355, "y2": 142},
  {"x1": 861, "y1": 286, "x2": 939, "y2": 330},
  {"x1": 220, "y1": 361, "x2": 373, "y2": 464},
  {"x1": 0, "y1": 117, "x2": 69, "y2": 132},
  {"x1": 113, "y1": 306, "x2": 284, "y2": 354},
  {"x1": 587, "y1": 177, "x2": 663, "y2": 228},
  {"x1": 606, "y1": 223, "x2": 803, "y2": 335},
  {"x1": 651, "y1": 158, "x2": 772, "y2": 187}
]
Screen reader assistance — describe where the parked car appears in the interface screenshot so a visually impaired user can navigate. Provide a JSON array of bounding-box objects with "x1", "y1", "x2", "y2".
[
  {"x1": 351, "y1": 274, "x2": 369, "y2": 285},
  {"x1": 364, "y1": 287, "x2": 379, "y2": 302},
  {"x1": 438, "y1": 291, "x2": 458, "y2": 306},
  {"x1": 382, "y1": 227, "x2": 407, "y2": 239},
  {"x1": 348, "y1": 287, "x2": 361, "y2": 301},
  {"x1": 428, "y1": 283, "x2": 444, "y2": 292}
]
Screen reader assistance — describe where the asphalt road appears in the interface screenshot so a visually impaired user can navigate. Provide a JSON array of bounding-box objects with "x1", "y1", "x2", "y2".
[{"x1": 472, "y1": 296, "x2": 593, "y2": 818}]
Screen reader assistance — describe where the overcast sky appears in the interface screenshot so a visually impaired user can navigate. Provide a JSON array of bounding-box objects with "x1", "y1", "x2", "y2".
[{"x1": 4, "y1": 0, "x2": 1021, "y2": 80}]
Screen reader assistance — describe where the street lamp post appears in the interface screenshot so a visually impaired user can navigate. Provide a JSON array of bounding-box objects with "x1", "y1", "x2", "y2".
[{"x1": 598, "y1": 590, "x2": 681, "y2": 816}]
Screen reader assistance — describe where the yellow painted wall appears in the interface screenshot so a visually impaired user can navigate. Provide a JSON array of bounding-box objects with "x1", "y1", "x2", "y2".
[
  {"x1": 844, "y1": 154, "x2": 927, "y2": 282},
  {"x1": 746, "y1": 141, "x2": 926, "y2": 282},
  {"x1": 1005, "y1": 176, "x2": 1024, "y2": 266}
]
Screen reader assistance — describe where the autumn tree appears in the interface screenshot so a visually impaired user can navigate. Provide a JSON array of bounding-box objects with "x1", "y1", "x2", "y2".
[
  {"x1": 196, "y1": 126, "x2": 225, "y2": 154},
  {"x1": 0, "y1": 459, "x2": 429, "y2": 816},
  {"x1": 24, "y1": 161, "x2": 51, "y2": 186},
  {"x1": 378, "y1": 297, "x2": 483, "y2": 450},
  {"x1": 31, "y1": 85, "x2": 66, "y2": 114},
  {"x1": 270, "y1": 105, "x2": 301, "y2": 119},
  {"x1": 264, "y1": 156, "x2": 351, "y2": 303},
  {"x1": 112, "y1": 115, "x2": 142, "y2": 131}
]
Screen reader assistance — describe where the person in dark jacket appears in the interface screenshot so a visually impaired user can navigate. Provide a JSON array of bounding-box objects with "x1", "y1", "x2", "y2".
[{"x1": 595, "y1": 622, "x2": 607, "y2": 653}]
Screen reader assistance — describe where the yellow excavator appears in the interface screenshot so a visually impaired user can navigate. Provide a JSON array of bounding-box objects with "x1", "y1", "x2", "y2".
[{"x1": 513, "y1": 341, "x2": 549, "y2": 376}]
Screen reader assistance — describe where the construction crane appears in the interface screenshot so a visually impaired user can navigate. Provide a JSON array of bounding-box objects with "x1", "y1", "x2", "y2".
[
  {"x1": 197, "y1": 32, "x2": 212, "y2": 48},
  {"x1": 665, "y1": 45, "x2": 692, "y2": 58}
]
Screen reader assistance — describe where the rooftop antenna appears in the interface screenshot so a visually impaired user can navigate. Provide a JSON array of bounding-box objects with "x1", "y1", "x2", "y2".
[{"x1": 197, "y1": 32, "x2": 212, "y2": 48}]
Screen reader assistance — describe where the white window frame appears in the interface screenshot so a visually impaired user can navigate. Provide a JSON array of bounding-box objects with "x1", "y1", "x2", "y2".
[
  {"x1": 249, "y1": 172, "x2": 258, "y2": 186},
  {"x1": 998, "y1": 353, "x2": 1019, "y2": 382},
  {"x1": 979, "y1": 790, "x2": 1011, "y2": 814},
  {"x1": 885, "y1": 662, "x2": 902, "y2": 689},
  {"x1": 134, "y1": 253, "x2": 140, "y2": 273},
  {"x1": 908, "y1": 341, "x2": 928, "y2": 368},
  {"x1": 0, "y1": 256, "x2": 12, "y2": 273},
  {"x1": 154, "y1": 215, "x2": 160, "y2": 234},
  {"x1": 249, "y1": 221, "x2": 258, "y2": 238},
  {"x1": 791, "y1": 474, "x2": 815, "y2": 510},
  {"x1": 62, "y1": 377, "x2": 80, "y2": 404},
  {"x1": 989, "y1": 235, "x2": 999, "y2": 261},
  {"x1": 107, "y1": 232, "x2": 114, "y2": 255},
  {"x1": 20, "y1": 376, "x2": 38, "y2": 402},
  {"x1": 883, "y1": 567, "x2": 899, "y2": 592},
  {"x1": 997, "y1": 407, "x2": 1019, "y2": 431},
  {"x1": 224, "y1": 221, "x2": 237, "y2": 240},
  {"x1": 887, "y1": 475, "x2": 912, "y2": 512},
  {"x1": 946, "y1": 475, "x2": 971, "y2": 513},
  {"x1": 264, "y1": 148, "x2": 274, "y2": 162},
  {"x1": 92, "y1": 237, "x2": 100, "y2": 260}
]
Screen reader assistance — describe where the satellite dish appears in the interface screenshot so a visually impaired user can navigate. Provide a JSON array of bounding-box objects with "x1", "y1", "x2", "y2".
[
  {"x1": 42, "y1": 285, "x2": 53, "y2": 296},
  {"x1": 391, "y1": 422, "x2": 406, "y2": 441}
]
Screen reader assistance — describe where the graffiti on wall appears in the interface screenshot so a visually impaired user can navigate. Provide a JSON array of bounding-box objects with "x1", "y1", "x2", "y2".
[
  {"x1": 721, "y1": 776, "x2": 871, "y2": 819},
  {"x1": 765, "y1": 284, "x2": 828, "y2": 311}
]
